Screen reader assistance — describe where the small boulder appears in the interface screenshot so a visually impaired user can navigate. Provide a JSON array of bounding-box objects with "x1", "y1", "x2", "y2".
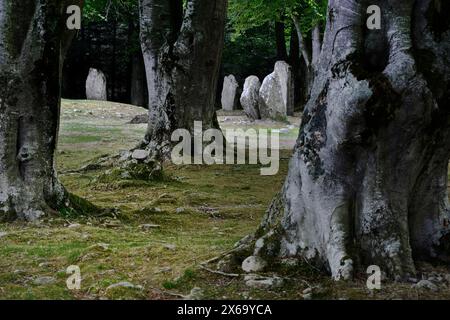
[
  {"x1": 33, "y1": 276, "x2": 56, "y2": 286},
  {"x1": 241, "y1": 255, "x2": 267, "y2": 273},
  {"x1": 412, "y1": 279, "x2": 438, "y2": 291},
  {"x1": 106, "y1": 281, "x2": 143, "y2": 291},
  {"x1": 132, "y1": 149, "x2": 149, "y2": 161}
]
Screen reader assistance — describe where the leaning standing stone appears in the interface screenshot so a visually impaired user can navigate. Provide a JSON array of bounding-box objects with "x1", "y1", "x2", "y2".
[{"x1": 240, "y1": 76, "x2": 261, "y2": 120}]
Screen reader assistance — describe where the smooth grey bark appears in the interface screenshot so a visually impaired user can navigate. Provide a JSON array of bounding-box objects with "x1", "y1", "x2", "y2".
[
  {"x1": 0, "y1": 0, "x2": 88, "y2": 221},
  {"x1": 311, "y1": 24, "x2": 322, "y2": 68},
  {"x1": 138, "y1": 0, "x2": 227, "y2": 159},
  {"x1": 243, "y1": 0, "x2": 450, "y2": 280}
]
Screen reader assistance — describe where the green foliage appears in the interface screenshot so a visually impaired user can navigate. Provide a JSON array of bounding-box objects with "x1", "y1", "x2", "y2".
[
  {"x1": 223, "y1": 23, "x2": 277, "y2": 81},
  {"x1": 228, "y1": 0, "x2": 328, "y2": 37},
  {"x1": 83, "y1": 0, "x2": 138, "y2": 22}
]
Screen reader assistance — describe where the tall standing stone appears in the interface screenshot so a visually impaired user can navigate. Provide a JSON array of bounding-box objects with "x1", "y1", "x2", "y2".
[
  {"x1": 86, "y1": 68, "x2": 107, "y2": 101},
  {"x1": 259, "y1": 61, "x2": 294, "y2": 120},
  {"x1": 240, "y1": 76, "x2": 261, "y2": 120},
  {"x1": 221, "y1": 75, "x2": 240, "y2": 111}
]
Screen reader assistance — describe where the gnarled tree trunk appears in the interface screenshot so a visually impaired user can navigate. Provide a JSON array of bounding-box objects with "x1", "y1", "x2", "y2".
[
  {"x1": 138, "y1": 0, "x2": 227, "y2": 159},
  {"x1": 0, "y1": 0, "x2": 89, "y2": 221},
  {"x1": 245, "y1": 0, "x2": 450, "y2": 280}
]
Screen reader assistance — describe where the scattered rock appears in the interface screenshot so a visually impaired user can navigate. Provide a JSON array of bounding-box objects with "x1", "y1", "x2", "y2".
[
  {"x1": 106, "y1": 281, "x2": 143, "y2": 291},
  {"x1": 88, "y1": 243, "x2": 110, "y2": 251},
  {"x1": 129, "y1": 113, "x2": 149, "y2": 124},
  {"x1": 98, "y1": 269, "x2": 116, "y2": 275},
  {"x1": 155, "y1": 267, "x2": 172, "y2": 274},
  {"x1": 185, "y1": 287, "x2": 205, "y2": 300},
  {"x1": 132, "y1": 149, "x2": 149, "y2": 161},
  {"x1": 302, "y1": 287, "x2": 312, "y2": 295},
  {"x1": 33, "y1": 276, "x2": 56, "y2": 286},
  {"x1": 0, "y1": 232, "x2": 8, "y2": 238},
  {"x1": 140, "y1": 224, "x2": 161, "y2": 230},
  {"x1": 68, "y1": 223, "x2": 81, "y2": 229},
  {"x1": 103, "y1": 220, "x2": 122, "y2": 228},
  {"x1": 163, "y1": 244, "x2": 177, "y2": 251},
  {"x1": 221, "y1": 75, "x2": 240, "y2": 111},
  {"x1": 244, "y1": 274, "x2": 283, "y2": 289},
  {"x1": 86, "y1": 68, "x2": 107, "y2": 101},
  {"x1": 303, "y1": 293, "x2": 313, "y2": 300},
  {"x1": 81, "y1": 233, "x2": 90, "y2": 240},
  {"x1": 176, "y1": 207, "x2": 186, "y2": 214},
  {"x1": 240, "y1": 76, "x2": 261, "y2": 120},
  {"x1": 38, "y1": 262, "x2": 51, "y2": 268},
  {"x1": 412, "y1": 280, "x2": 438, "y2": 291},
  {"x1": 242, "y1": 255, "x2": 267, "y2": 273},
  {"x1": 444, "y1": 274, "x2": 450, "y2": 284}
]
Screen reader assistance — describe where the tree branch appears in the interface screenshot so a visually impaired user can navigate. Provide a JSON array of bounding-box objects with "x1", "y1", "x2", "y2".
[{"x1": 291, "y1": 14, "x2": 311, "y2": 67}]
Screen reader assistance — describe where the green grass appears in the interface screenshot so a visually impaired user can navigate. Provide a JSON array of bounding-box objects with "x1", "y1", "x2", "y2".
[{"x1": 0, "y1": 100, "x2": 449, "y2": 300}]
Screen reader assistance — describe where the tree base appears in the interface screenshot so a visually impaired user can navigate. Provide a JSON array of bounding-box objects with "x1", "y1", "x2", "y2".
[{"x1": 0, "y1": 183, "x2": 100, "y2": 223}]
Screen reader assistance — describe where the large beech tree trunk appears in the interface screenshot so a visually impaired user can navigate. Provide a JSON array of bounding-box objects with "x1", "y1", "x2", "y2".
[
  {"x1": 138, "y1": 0, "x2": 227, "y2": 158},
  {"x1": 245, "y1": 0, "x2": 450, "y2": 280},
  {"x1": 0, "y1": 0, "x2": 86, "y2": 221}
]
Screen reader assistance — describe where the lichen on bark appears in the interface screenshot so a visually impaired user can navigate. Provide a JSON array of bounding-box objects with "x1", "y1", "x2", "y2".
[
  {"x1": 238, "y1": 0, "x2": 450, "y2": 281},
  {"x1": 0, "y1": 0, "x2": 96, "y2": 221}
]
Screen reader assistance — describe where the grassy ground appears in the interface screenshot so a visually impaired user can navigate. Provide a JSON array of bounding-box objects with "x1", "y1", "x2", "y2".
[{"x1": 0, "y1": 100, "x2": 449, "y2": 300}]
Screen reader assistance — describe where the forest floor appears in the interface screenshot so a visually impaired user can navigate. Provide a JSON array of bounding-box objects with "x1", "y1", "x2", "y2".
[{"x1": 0, "y1": 100, "x2": 449, "y2": 300}]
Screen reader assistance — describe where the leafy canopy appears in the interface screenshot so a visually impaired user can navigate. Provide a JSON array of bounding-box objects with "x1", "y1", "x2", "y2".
[
  {"x1": 83, "y1": 0, "x2": 137, "y2": 22},
  {"x1": 228, "y1": 0, "x2": 328, "y2": 36}
]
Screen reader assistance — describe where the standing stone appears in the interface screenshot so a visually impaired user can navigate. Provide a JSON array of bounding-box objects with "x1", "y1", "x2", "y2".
[
  {"x1": 259, "y1": 61, "x2": 294, "y2": 120},
  {"x1": 240, "y1": 76, "x2": 261, "y2": 120},
  {"x1": 86, "y1": 68, "x2": 107, "y2": 101},
  {"x1": 221, "y1": 75, "x2": 240, "y2": 111}
]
